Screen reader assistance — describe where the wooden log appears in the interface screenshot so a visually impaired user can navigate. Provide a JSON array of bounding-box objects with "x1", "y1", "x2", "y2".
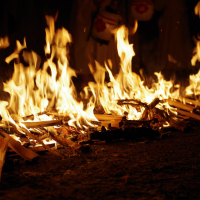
[
  {"x1": 167, "y1": 116, "x2": 187, "y2": 131},
  {"x1": 22, "y1": 111, "x2": 48, "y2": 121},
  {"x1": 7, "y1": 143, "x2": 57, "y2": 156},
  {"x1": 19, "y1": 126, "x2": 62, "y2": 157},
  {"x1": 167, "y1": 99, "x2": 195, "y2": 112},
  {"x1": 100, "y1": 120, "x2": 120, "y2": 128},
  {"x1": 148, "y1": 98, "x2": 160, "y2": 110},
  {"x1": 47, "y1": 109, "x2": 124, "y2": 123},
  {"x1": 20, "y1": 119, "x2": 62, "y2": 128},
  {"x1": 5, "y1": 121, "x2": 62, "y2": 157},
  {"x1": 173, "y1": 109, "x2": 200, "y2": 121},
  {"x1": 0, "y1": 129, "x2": 39, "y2": 162},
  {"x1": 119, "y1": 119, "x2": 152, "y2": 127},
  {"x1": 94, "y1": 114, "x2": 124, "y2": 121},
  {"x1": 47, "y1": 127, "x2": 80, "y2": 151},
  {"x1": 178, "y1": 97, "x2": 200, "y2": 107},
  {"x1": 0, "y1": 137, "x2": 8, "y2": 180}
]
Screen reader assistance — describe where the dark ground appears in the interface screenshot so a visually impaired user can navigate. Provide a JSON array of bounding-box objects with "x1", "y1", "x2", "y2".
[{"x1": 1, "y1": 126, "x2": 200, "y2": 200}]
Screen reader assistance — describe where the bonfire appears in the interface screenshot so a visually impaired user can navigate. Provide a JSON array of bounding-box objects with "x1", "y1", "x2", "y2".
[{"x1": 1, "y1": 9, "x2": 200, "y2": 179}]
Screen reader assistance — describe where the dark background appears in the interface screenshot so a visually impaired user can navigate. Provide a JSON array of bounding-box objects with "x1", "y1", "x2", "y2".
[{"x1": 0, "y1": 0, "x2": 200, "y2": 78}]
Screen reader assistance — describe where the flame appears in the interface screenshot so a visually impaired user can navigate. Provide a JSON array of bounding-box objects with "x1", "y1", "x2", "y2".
[
  {"x1": 84, "y1": 26, "x2": 181, "y2": 120},
  {"x1": 2, "y1": 16, "x2": 97, "y2": 129},
  {"x1": 185, "y1": 2, "x2": 200, "y2": 98},
  {"x1": 195, "y1": 1, "x2": 200, "y2": 17},
  {"x1": 1, "y1": 7, "x2": 200, "y2": 137},
  {"x1": 0, "y1": 36, "x2": 9, "y2": 49}
]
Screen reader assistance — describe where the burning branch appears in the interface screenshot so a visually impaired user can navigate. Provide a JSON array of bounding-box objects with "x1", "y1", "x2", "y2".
[
  {"x1": 0, "y1": 129, "x2": 39, "y2": 162},
  {"x1": 47, "y1": 127, "x2": 80, "y2": 151}
]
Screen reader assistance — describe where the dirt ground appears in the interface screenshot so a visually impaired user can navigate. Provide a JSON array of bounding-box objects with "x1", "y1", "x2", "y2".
[{"x1": 0, "y1": 126, "x2": 200, "y2": 200}]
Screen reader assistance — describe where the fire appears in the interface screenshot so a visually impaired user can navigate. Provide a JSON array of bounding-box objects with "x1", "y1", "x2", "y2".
[
  {"x1": 1, "y1": 15, "x2": 97, "y2": 129},
  {"x1": 0, "y1": 36, "x2": 9, "y2": 49},
  {"x1": 84, "y1": 26, "x2": 180, "y2": 120},
  {"x1": 1, "y1": 10, "x2": 200, "y2": 135}
]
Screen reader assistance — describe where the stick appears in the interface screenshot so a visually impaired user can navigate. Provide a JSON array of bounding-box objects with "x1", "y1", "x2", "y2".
[
  {"x1": 47, "y1": 109, "x2": 124, "y2": 122},
  {"x1": 117, "y1": 99, "x2": 147, "y2": 108},
  {"x1": 47, "y1": 127, "x2": 80, "y2": 151},
  {"x1": 94, "y1": 114, "x2": 124, "y2": 121},
  {"x1": 22, "y1": 111, "x2": 48, "y2": 120},
  {"x1": 167, "y1": 99, "x2": 195, "y2": 112},
  {"x1": 6, "y1": 121, "x2": 62, "y2": 157},
  {"x1": 119, "y1": 119, "x2": 152, "y2": 127},
  {"x1": 100, "y1": 120, "x2": 120, "y2": 128},
  {"x1": 0, "y1": 129, "x2": 39, "y2": 162},
  {"x1": 167, "y1": 116, "x2": 186, "y2": 131},
  {"x1": 173, "y1": 109, "x2": 200, "y2": 121},
  {"x1": 148, "y1": 98, "x2": 160, "y2": 110},
  {"x1": 178, "y1": 97, "x2": 200, "y2": 107},
  {"x1": 20, "y1": 119, "x2": 62, "y2": 128},
  {"x1": 19, "y1": 126, "x2": 62, "y2": 157}
]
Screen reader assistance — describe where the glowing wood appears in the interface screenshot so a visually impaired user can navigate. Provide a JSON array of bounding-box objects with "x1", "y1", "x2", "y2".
[
  {"x1": 178, "y1": 97, "x2": 200, "y2": 107},
  {"x1": 174, "y1": 109, "x2": 200, "y2": 121},
  {"x1": 20, "y1": 119, "x2": 62, "y2": 128},
  {"x1": 0, "y1": 129, "x2": 39, "y2": 162},
  {"x1": 167, "y1": 99, "x2": 195, "y2": 112}
]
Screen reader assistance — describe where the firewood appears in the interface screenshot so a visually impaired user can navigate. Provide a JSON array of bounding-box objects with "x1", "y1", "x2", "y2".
[
  {"x1": 20, "y1": 119, "x2": 62, "y2": 128},
  {"x1": 47, "y1": 127, "x2": 80, "y2": 151},
  {"x1": 119, "y1": 119, "x2": 152, "y2": 127},
  {"x1": 48, "y1": 112, "x2": 124, "y2": 121},
  {"x1": 117, "y1": 99, "x2": 145, "y2": 104},
  {"x1": 148, "y1": 98, "x2": 160, "y2": 110},
  {"x1": 22, "y1": 111, "x2": 48, "y2": 121},
  {"x1": 117, "y1": 98, "x2": 160, "y2": 109},
  {"x1": 174, "y1": 109, "x2": 200, "y2": 121},
  {"x1": 100, "y1": 120, "x2": 120, "y2": 128},
  {"x1": 7, "y1": 142, "x2": 58, "y2": 156},
  {"x1": 19, "y1": 126, "x2": 62, "y2": 157},
  {"x1": 0, "y1": 137, "x2": 8, "y2": 180},
  {"x1": 167, "y1": 116, "x2": 187, "y2": 131},
  {"x1": 5, "y1": 121, "x2": 62, "y2": 157},
  {"x1": 94, "y1": 114, "x2": 124, "y2": 121},
  {"x1": 0, "y1": 129, "x2": 39, "y2": 162},
  {"x1": 167, "y1": 99, "x2": 195, "y2": 112},
  {"x1": 178, "y1": 97, "x2": 200, "y2": 107}
]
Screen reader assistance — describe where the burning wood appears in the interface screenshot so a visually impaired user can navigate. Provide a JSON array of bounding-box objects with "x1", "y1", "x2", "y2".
[
  {"x1": 167, "y1": 99, "x2": 195, "y2": 112},
  {"x1": 1, "y1": 10, "x2": 200, "y2": 182},
  {"x1": 47, "y1": 127, "x2": 80, "y2": 151},
  {"x1": 20, "y1": 119, "x2": 62, "y2": 128},
  {"x1": 0, "y1": 129, "x2": 39, "y2": 161}
]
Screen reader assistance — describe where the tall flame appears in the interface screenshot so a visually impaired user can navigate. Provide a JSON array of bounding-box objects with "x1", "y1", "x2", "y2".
[
  {"x1": 84, "y1": 26, "x2": 181, "y2": 120},
  {"x1": 1, "y1": 9, "x2": 200, "y2": 131},
  {"x1": 2, "y1": 15, "x2": 97, "y2": 128}
]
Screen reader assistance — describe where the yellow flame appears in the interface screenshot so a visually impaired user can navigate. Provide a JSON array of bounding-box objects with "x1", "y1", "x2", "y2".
[
  {"x1": 2, "y1": 11, "x2": 200, "y2": 132},
  {"x1": 0, "y1": 36, "x2": 9, "y2": 49},
  {"x1": 2, "y1": 15, "x2": 97, "y2": 129}
]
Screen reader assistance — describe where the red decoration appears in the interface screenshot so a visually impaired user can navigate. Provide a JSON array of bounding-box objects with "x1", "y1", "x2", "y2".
[
  {"x1": 94, "y1": 18, "x2": 106, "y2": 32},
  {"x1": 135, "y1": 3, "x2": 149, "y2": 14}
]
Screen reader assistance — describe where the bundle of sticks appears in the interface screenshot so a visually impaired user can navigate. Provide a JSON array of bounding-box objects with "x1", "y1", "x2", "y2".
[{"x1": 0, "y1": 96, "x2": 200, "y2": 180}]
